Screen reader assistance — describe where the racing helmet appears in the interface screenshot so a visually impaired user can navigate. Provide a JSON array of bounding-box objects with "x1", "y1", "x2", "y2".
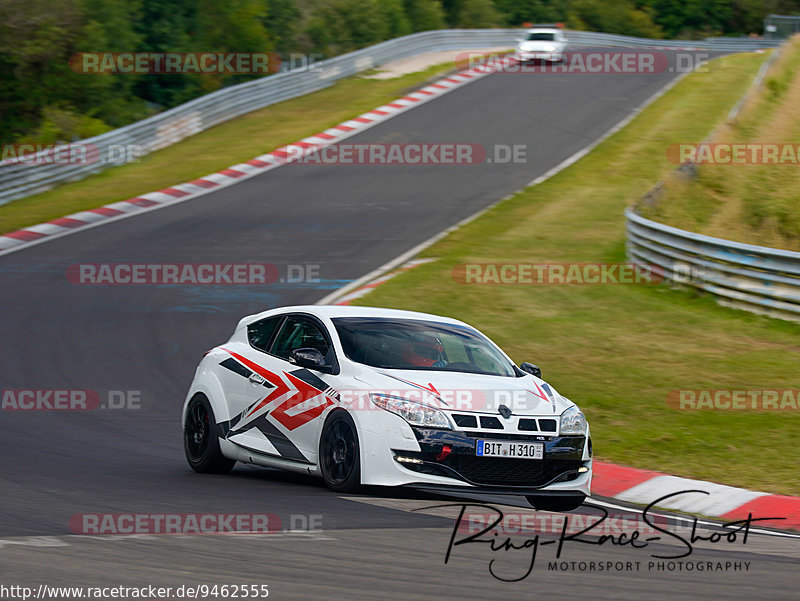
[{"x1": 401, "y1": 334, "x2": 445, "y2": 367}]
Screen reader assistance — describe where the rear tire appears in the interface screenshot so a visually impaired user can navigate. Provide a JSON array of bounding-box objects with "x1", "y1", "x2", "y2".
[
  {"x1": 319, "y1": 411, "x2": 361, "y2": 493},
  {"x1": 526, "y1": 494, "x2": 586, "y2": 512},
  {"x1": 184, "y1": 394, "x2": 235, "y2": 474}
]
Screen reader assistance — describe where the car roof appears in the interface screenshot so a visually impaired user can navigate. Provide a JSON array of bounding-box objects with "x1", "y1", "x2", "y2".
[
  {"x1": 526, "y1": 28, "x2": 561, "y2": 34},
  {"x1": 237, "y1": 305, "x2": 469, "y2": 330}
]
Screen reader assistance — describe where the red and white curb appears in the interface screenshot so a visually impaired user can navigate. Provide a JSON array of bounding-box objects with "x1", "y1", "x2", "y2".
[
  {"x1": 324, "y1": 261, "x2": 800, "y2": 532},
  {"x1": 0, "y1": 56, "x2": 516, "y2": 257},
  {"x1": 593, "y1": 461, "x2": 799, "y2": 530}
]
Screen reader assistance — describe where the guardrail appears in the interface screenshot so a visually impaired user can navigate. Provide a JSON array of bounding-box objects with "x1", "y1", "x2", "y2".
[
  {"x1": 0, "y1": 29, "x2": 780, "y2": 206},
  {"x1": 625, "y1": 209, "x2": 800, "y2": 322},
  {"x1": 625, "y1": 37, "x2": 799, "y2": 324},
  {"x1": 568, "y1": 31, "x2": 779, "y2": 51}
]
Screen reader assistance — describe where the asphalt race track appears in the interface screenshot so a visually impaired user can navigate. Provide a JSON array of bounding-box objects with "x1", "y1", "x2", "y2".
[{"x1": 2, "y1": 50, "x2": 798, "y2": 599}]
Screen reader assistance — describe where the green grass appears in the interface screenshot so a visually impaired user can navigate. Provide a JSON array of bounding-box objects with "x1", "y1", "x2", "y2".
[
  {"x1": 641, "y1": 37, "x2": 800, "y2": 250},
  {"x1": 351, "y1": 50, "x2": 800, "y2": 496},
  {"x1": 0, "y1": 61, "x2": 462, "y2": 235}
]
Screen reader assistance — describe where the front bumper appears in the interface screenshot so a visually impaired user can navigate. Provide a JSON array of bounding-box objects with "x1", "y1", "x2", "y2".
[
  {"x1": 516, "y1": 51, "x2": 564, "y2": 62},
  {"x1": 392, "y1": 427, "x2": 590, "y2": 493}
]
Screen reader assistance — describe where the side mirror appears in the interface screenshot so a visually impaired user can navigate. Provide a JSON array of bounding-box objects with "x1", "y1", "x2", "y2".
[
  {"x1": 290, "y1": 348, "x2": 332, "y2": 372},
  {"x1": 519, "y1": 362, "x2": 541, "y2": 378}
]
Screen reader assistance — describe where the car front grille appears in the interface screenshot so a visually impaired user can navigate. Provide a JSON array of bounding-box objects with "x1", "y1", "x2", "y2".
[
  {"x1": 449, "y1": 414, "x2": 558, "y2": 433},
  {"x1": 445, "y1": 456, "x2": 582, "y2": 486}
]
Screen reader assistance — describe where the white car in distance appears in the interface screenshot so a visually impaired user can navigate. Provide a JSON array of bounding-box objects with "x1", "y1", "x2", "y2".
[{"x1": 516, "y1": 27, "x2": 567, "y2": 63}]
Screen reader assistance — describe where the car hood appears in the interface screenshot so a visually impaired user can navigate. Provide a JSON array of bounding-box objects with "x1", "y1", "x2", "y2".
[
  {"x1": 518, "y1": 41, "x2": 562, "y2": 52},
  {"x1": 352, "y1": 366, "x2": 573, "y2": 416}
]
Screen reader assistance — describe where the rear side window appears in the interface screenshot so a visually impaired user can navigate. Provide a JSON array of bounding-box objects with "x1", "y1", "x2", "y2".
[
  {"x1": 248, "y1": 316, "x2": 283, "y2": 352},
  {"x1": 272, "y1": 317, "x2": 331, "y2": 360}
]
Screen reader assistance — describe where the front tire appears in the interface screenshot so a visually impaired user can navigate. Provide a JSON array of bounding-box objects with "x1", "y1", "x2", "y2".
[
  {"x1": 319, "y1": 411, "x2": 361, "y2": 492},
  {"x1": 184, "y1": 394, "x2": 235, "y2": 474},
  {"x1": 526, "y1": 494, "x2": 586, "y2": 512}
]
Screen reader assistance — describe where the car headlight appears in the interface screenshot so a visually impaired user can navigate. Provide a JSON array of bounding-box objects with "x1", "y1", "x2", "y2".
[
  {"x1": 370, "y1": 393, "x2": 451, "y2": 429},
  {"x1": 560, "y1": 406, "x2": 587, "y2": 435},
  {"x1": 544, "y1": 45, "x2": 557, "y2": 52}
]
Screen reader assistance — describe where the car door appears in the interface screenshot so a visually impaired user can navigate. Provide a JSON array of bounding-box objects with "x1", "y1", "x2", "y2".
[
  {"x1": 227, "y1": 314, "x2": 337, "y2": 464},
  {"x1": 217, "y1": 314, "x2": 283, "y2": 422}
]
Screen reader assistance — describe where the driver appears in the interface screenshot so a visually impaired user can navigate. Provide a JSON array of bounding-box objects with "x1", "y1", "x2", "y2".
[{"x1": 401, "y1": 334, "x2": 447, "y2": 368}]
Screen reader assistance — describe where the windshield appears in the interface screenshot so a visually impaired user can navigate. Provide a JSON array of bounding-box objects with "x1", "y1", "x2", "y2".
[
  {"x1": 526, "y1": 32, "x2": 556, "y2": 41},
  {"x1": 333, "y1": 317, "x2": 517, "y2": 377}
]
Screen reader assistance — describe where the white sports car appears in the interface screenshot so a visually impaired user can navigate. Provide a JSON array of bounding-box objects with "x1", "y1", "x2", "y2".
[
  {"x1": 515, "y1": 27, "x2": 567, "y2": 63},
  {"x1": 182, "y1": 305, "x2": 592, "y2": 511}
]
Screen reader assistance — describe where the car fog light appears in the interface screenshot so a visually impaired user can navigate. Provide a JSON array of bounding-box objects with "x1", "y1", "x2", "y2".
[{"x1": 395, "y1": 455, "x2": 423, "y2": 464}]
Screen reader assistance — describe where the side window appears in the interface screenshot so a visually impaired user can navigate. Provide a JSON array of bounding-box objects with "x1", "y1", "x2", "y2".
[
  {"x1": 272, "y1": 317, "x2": 331, "y2": 361},
  {"x1": 248, "y1": 316, "x2": 283, "y2": 352}
]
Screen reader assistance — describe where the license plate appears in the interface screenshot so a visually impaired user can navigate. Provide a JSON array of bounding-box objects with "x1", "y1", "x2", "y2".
[{"x1": 476, "y1": 440, "x2": 543, "y2": 459}]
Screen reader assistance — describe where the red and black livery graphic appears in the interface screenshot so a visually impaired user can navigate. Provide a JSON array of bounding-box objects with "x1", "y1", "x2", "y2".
[{"x1": 218, "y1": 349, "x2": 338, "y2": 462}]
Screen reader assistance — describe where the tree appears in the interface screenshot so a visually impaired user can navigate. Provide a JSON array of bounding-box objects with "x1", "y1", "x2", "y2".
[
  {"x1": 133, "y1": 0, "x2": 196, "y2": 107},
  {"x1": 566, "y1": 0, "x2": 662, "y2": 38},
  {"x1": 453, "y1": 0, "x2": 503, "y2": 27},
  {"x1": 0, "y1": 0, "x2": 84, "y2": 139},
  {"x1": 74, "y1": 0, "x2": 146, "y2": 129},
  {"x1": 193, "y1": 0, "x2": 272, "y2": 92},
  {"x1": 264, "y1": 0, "x2": 302, "y2": 56},
  {"x1": 646, "y1": 0, "x2": 733, "y2": 37},
  {"x1": 305, "y1": 0, "x2": 405, "y2": 55},
  {"x1": 492, "y1": 0, "x2": 564, "y2": 26},
  {"x1": 380, "y1": 0, "x2": 412, "y2": 38},
  {"x1": 404, "y1": 0, "x2": 447, "y2": 31}
]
